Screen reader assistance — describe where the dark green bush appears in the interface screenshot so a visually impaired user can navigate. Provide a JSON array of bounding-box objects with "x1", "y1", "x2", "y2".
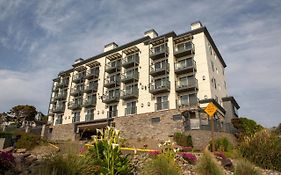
[
  {"x1": 195, "y1": 151, "x2": 224, "y2": 175},
  {"x1": 210, "y1": 137, "x2": 233, "y2": 152},
  {"x1": 0, "y1": 132, "x2": 13, "y2": 139},
  {"x1": 15, "y1": 133, "x2": 41, "y2": 150},
  {"x1": 239, "y1": 130, "x2": 281, "y2": 171},
  {"x1": 173, "y1": 132, "x2": 193, "y2": 147}
]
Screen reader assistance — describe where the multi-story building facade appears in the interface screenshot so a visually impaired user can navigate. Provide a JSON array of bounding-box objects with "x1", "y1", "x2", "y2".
[{"x1": 47, "y1": 21, "x2": 239, "y2": 141}]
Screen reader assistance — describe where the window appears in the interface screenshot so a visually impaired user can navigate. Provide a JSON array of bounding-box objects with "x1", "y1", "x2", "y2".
[
  {"x1": 72, "y1": 111, "x2": 80, "y2": 123},
  {"x1": 172, "y1": 114, "x2": 182, "y2": 121},
  {"x1": 127, "y1": 53, "x2": 139, "y2": 62},
  {"x1": 176, "y1": 58, "x2": 192, "y2": 69},
  {"x1": 154, "y1": 60, "x2": 168, "y2": 71},
  {"x1": 211, "y1": 61, "x2": 215, "y2": 72},
  {"x1": 176, "y1": 42, "x2": 192, "y2": 52},
  {"x1": 151, "y1": 117, "x2": 160, "y2": 124},
  {"x1": 156, "y1": 96, "x2": 168, "y2": 110},
  {"x1": 108, "y1": 105, "x2": 117, "y2": 118},
  {"x1": 154, "y1": 77, "x2": 168, "y2": 89},
  {"x1": 125, "y1": 83, "x2": 138, "y2": 94},
  {"x1": 108, "y1": 88, "x2": 119, "y2": 98},
  {"x1": 153, "y1": 43, "x2": 167, "y2": 53},
  {"x1": 214, "y1": 78, "x2": 217, "y2": 89},
  {"x1": 126, "y1": 101, "x2": 137, "y2": 115},
  {"x1": 179, "y1": 94, "x2": 197, "y2": 106},
  {"x1": 125, "y1": 68, "x2": 137, "y2": 78}
]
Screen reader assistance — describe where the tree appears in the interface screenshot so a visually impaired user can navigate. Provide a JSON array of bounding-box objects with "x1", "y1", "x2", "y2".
[
  {"x1": 231, "y1": 117, "x2": 263, "y2": 140},
  {"x1": 10, "y1": 105, "x2": 37, "y2": 126}
]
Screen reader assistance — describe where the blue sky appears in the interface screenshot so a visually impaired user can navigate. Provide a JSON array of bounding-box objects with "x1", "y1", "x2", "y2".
[{"x1": 0, "y1": 0, "x2": 281, "y2": 127}]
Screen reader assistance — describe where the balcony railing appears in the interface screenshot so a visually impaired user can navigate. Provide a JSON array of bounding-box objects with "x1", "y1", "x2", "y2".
[
  {"x1": 150, "y1": 44, "x2": 169, "y2": 60},
  {"x1": 84, "y1": 84, "x2": 98, "y2": 93},
  {"x1": 104, "y1": 78, "x2": 120, "y2": 88},
  {"x1": 85, "y1": 69, "x2": 99, "y2": 80},
  {"x1": 73, "y1": 74, "x2": 84, "y2": 83},
  {"x1": 82, "y1": 98, "x2": 96, "y2": 108},
  {"x1": 175, "y1": 78, "x2": 198, "y2": 92},
  {"x1": 57, "y1": 80, "x2": 69, "y2": 88},
  {"x1": 55, "y1": 92, "x2": 67, "y2": 100},
  {"x1": 68, "y1": 101, "x2": 82, "y2": 110},
  {"x1": 53, "y1": 105, "x2": 65, "y2": 113},
  {"x1": 174, "y1": 42, "x2": 194, "y2": 58},
  {"x1": 105, "y1": 60, "x2": 121, "y2": 73},
  {"x1": 72, "y1": 116, "x2": 80, "y2": 123},
  {"x1": 107, "y1": 110, "x2": 118, "y2": 119},
  {"x1": 155, "y1": 101, "x2": 169, "y2": 111},
  {"x1": 102, "y1": 93, "x2": 120, "y2": 104},
  {"x1": 175, "y1": 59, "x2": 196, "y2": 74},
  {"x1": 149, "y1": 80, "x2": 170, "y2": 94},
  {"x1": 85, "y1": 114, "x2": 94, "y2": 121},
  {"x1": 121, "y1": 72, "x2": 139, "y2": 83},
  {"x1": 70, "y1": 87, "x2": 84, "y2": 96},
  {"x1": 125, "y1": 106, "x2": 137, "y2": 116},
  {"x1": 149, "y1": 62, "x2": 169, "y2": 76},
  {"x1": 120, "y1": 88, "x2": 139, "y2": 100},
  {"x1": 122, "y1": 55, "x2": 139, "y2": 68}
]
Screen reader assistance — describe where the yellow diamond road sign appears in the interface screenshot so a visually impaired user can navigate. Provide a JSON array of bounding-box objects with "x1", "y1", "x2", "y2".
[{"x1": 204, "y1": 102, "x2": 218, "y2": 117}]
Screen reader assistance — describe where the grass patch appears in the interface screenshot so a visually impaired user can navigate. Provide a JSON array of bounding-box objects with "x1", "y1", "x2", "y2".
[
  {"x1": 234, "y1": 159, "x2": 262, "y2": 175},
  {"x1": 195, "y1": 151, "x2": 224, "y2": 175}
]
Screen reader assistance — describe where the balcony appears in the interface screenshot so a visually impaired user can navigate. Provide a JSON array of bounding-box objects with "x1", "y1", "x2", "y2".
[
  {"x1": 121, "y1": 72, "x2": 139, "y2": 84},
  {"x1": 120, "y1": 88, "x2": 139, "y2": 100},
  {"x1": 85, "y1": 114, "x2": 94, "y2": 121},
  {"x1": 174, "y1": 42, "x2": 195, "y2": 58},
  {"x1": 57, "y1": 80, "x2": 69, "y2": 88},
  {"x1": 72, "y1": 74, "x2": 84, "y2": 83},
  {"x1": 125, "y1": 106, "x2": 137, "y2": 116},
  {"x1": 155, "y1": 101, "x2": 169, "y2": 111},
  {"x1": 122, "y1": 55, "x2": 139, "y2": 68},
  {"x1": 84, "y1": 84, "x2": 98, "y2": 93},
  {"x1": 149, "y1": 80, "x2": 170, "y2": 94},
  {"x1": 175, "y1": 78, "x2": 198, "y2": 93},
  {"x1": 149, "y1": 63, "x2": 169, "y2": 76},
  {"x1": 107, "y1": 110, "x2": 118, "y2": 119},
  {"x1": 177, "y1": 95, "x2": 198, "y2": 108},
  {"x1": 55, "y1": 117, "x2": 62, "y2": 125},
  {"x1": 70, "y1": 87, "x2": 84, "y2": 96},
  {"x1": 150, "y1": 44, "x2": 169, "y2": 60},
  {"x1": 175, "y1": 60, "x2": 196, "y2": 74},
  {"x1": 53, "y1": 105, "x2": 65, "y2": 113},
  {"x1": 72, "y1": 116, "x2": 80, "y2": 123},
  {"x1": 55, "y1": 92, "x2": 67, "y2": 100},
  {"x1": 104, "y1": 78, "x2": 120, "y2": 88},
  {"x1": 68, "y1": 101, "x2": 82, "y2": 110},
  {"x1": 85, "y1": 69, "x2": 99, "y2": 80},
  {"x1": 82, "y1": 98, "x2": 96, "y2": 108},
  {"x1": 105, "y1": 60, "x2": 121, "y2": 73},
  {"x1": 50, "y1": 97, "x2": 56, "y2": 104},
  {"x1": 52, "y1": 85, "x2": 59, "y2": 92},
  {"x1": 102, "y1": 94, "x2": 120, "y2": 104}
]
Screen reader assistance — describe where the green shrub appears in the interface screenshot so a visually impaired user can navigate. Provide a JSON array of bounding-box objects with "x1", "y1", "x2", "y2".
[
  {"x1": 195, "y1": 151, "x2": 224, "y2": 175},
  {"x1": 35, "y1": 153, "x2": 98, "y2": 175},
  {"x1": 234, "y1": 159, "x2": 262, "y2": 175},
  {"x1": 210, "y1": 137, "x2": 233, "y2": 152},
  {"x1": 142, "y1": 153, "x2": 181, "y2": 175},
  {"x1": 239, "y1": 129, "x2": 281, "y2": 171},
  {"x1": 15, "y1": 133, "x2": 41, "y2": 150},
  {"x1": 0, "y1": 132, "x2": 13, "y2": 139},
  {"x1": 173, "y1": 132, "x2": 193, "y2": 147}
]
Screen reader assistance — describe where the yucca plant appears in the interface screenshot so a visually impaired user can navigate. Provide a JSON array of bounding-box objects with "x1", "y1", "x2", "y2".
[
  {"x1": 234, "y1": 159, "x2": 262, "y2": 175},
  {"x1": 195, "y1": 151, "x2": 224, "y2": 175}
]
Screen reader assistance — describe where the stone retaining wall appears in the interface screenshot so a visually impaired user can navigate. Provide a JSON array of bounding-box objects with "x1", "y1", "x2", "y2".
[{"x1": 48, "y1": 123, "x2": 76, "y2": 141}]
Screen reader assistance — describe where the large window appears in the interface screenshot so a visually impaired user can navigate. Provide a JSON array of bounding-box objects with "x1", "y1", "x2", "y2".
[
  {"x1": 179, "y1": 94, "x2": 197, "y2": 106},
  {"x1": 176, "y1": 42, "x2": 192, "y2": 51},
  {"x1": 108, "y1": 105, "x2": 117, "y2": 118},
  {"x1": 126, "y1": 101, "x2": 137, "y2": 115},
  {"x1": 154, "y1": 77, "x2": 169, "y2": 89},
  {"x1": 156, "y1": 95, "x2": 169, "y2": 110}
]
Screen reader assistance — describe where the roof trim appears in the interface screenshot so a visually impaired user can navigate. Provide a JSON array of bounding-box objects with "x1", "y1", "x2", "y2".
[{"x1": 222, "y1": 96, "x2": 240, "y2": 109}]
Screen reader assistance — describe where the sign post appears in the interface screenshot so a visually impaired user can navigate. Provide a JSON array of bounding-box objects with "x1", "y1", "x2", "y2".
[{"x1": 204, "y1": 102, "x2": 218, "y2": 152}]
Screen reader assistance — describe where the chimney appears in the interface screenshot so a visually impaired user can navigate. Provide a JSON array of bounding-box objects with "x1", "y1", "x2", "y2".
[
  {"x1": 191, "y1": 21, "x2": 203, "y2": 30},
  {"x1": 144, "y1": 29, "x2": 158, "y2": 39},
  {"x1": 104, "y1": 42, "x2": 118, "y2": 52}
]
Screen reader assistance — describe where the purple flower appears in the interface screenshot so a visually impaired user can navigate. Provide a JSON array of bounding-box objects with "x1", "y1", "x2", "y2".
[
  {"x1": 180, "y1": 152, "x2": 197, "y2": 164},
  {"x1": 0, "y1": 151, "x2": 15, "y2": 170}
]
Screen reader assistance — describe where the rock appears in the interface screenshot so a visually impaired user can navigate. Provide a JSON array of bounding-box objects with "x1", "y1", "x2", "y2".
[
  {"x1": 2, "y1": 146, "x2": 14, "y2": 152},
  {"x1": 16, "y1": 148, "x2": 26, "y2": 153},
  {"x1": 221, "y1": 158, "x2": 233, "y2": 170}
]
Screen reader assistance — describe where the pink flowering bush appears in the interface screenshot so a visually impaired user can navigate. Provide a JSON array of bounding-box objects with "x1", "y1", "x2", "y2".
[
  {"x1": 181, "y1": 146, "x2": 193, "y2": 152},
  {"x1": 180, "y1": 152, "x2": 197, "y2": 164},
  {"x1": 148, "y1": 150, "x2": 161, "y2": 156}
]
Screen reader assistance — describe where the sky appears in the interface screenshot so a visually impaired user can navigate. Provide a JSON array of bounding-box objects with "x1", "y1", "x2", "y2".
[{"x1": 0, "y1": 0, "x2": 281, "y2": 127}]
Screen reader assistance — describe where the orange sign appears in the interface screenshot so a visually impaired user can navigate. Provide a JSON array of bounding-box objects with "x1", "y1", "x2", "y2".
[{"x1": 204, "y1": 102, "x2": 218, "y2": 117}]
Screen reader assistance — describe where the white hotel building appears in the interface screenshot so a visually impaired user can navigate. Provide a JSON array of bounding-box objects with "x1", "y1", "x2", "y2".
[{"x1": 47, "y1": 22, "x2": 239, "y2": 141}]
